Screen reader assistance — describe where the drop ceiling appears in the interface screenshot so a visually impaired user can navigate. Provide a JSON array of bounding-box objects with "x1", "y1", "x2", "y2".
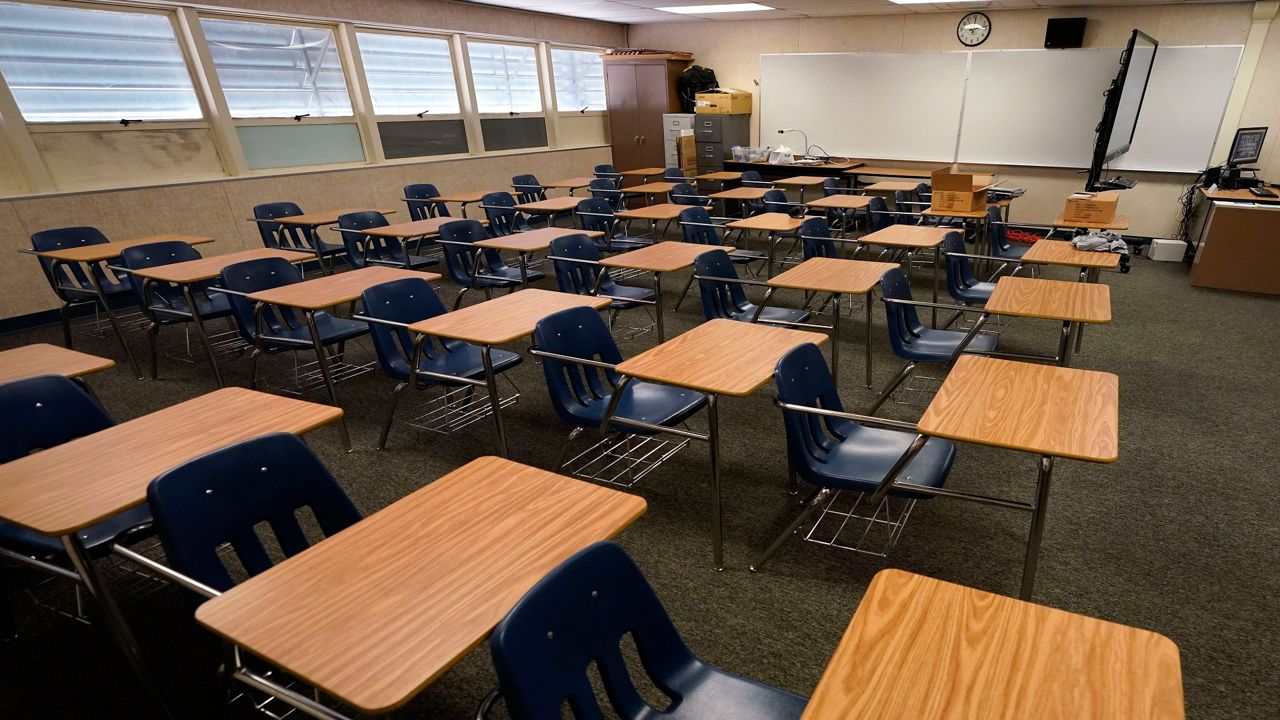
[{"x1": 461, "y1": 0, "x2": 1243, "y2": 25}]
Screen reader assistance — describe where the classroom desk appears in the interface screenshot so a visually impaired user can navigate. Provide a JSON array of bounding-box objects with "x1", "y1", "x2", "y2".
[
  {"x1": 774, "y1": 175, "x2": 828, "y2": 202},
  {"x1": 247, "y1": 266, "x2": 442, "y2": 448},
  {"x1": 723, "y1": 160, "x2": 860, "y2": 181},
  {"x1": 610, "y1": 319, "x2": 827, "y2": 568},
  {"x1": 0, "y1": 387, "x2": 341, "y2": 717},
  {"x1": 1051, "y1": 214, "x2": 1131, "y2": 232},
  {"x1": 856, "y1": 224, "x2": 950, "y2": 325},
  {"x1": 695, "y1": 171, "x2": 743, "y2": 182},
  {"x1": 762, "y1": 258, "x2": 898, "y2": 387},
  {"x1": 916, "y1": 355, "x2": 1118, "y2": 599},
  {"x1": 616, "y1": 202, "x2": 685, "y2": 239},
  {"x1": 953, "y1": 276, "x2": 1111, "y2": 367},
  {"x1": 863, "y1": 180, "x2": 920, "y2": 193},
  {"x1": 806, "y1": 194, "x2": 872, "y2": 234},
  {"x1": 409, "y1": 289, "x2": 611, "y2": 458},
  {"x1": 845, "y1": 166, "x2": 934, "y2": 186},
  {"x1": 512, "y1": 196, "x2": 579, "y2": 228},
  {"x1": 802, "y1": 569, "x2": 1185, "y2": 720},
  {"x1": 475, "y1": 227, "x2": 604, "y2": 286},
  {"x1": 196, "y1": 456, "x2": 645, "y2": 717},
  {"x1": 543, "y1": 176, "x2": 594, "y2": 195},
  {"x1": 431, "y1": 191, "x2": 489, "y2": 218},
  {"x1": 619, "y1": 167, "x2": 667, "y2": 183},
  {"x1": 29, "y1": 234, "x2": 215, "y2": 378},
  {"x1": 272, "y1": 208, "x2": 396, "y2": 275},
  {"x1": 599, "y1": 241, "x2": 730, "y2": 343},
  {"x1": 725, "y1": 212, "x2": 804, "y2": 276},
  {"x1": 0, "y1": 343, "x2": 114, "y2": 386},
  {"x1": 362, "y1": 216, "x2": 475, "y2": 239},
  {"x1": 710, "y1": 186, "x2": 771, "y2": 218},
  {"x1": 625, "y1": 181, "x2": 678, "y2": 205},
  {"x1": 1020, "y1": 239, "x2": 1122, "y2": 279},
  {"x1": 132, "y1": 248, "x2": 312, "y2": 387}
]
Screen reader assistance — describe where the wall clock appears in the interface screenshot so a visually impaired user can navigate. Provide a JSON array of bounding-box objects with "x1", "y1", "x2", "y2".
[{"x1": 957, "y1": 12, "x2": 991, "y2": 47}]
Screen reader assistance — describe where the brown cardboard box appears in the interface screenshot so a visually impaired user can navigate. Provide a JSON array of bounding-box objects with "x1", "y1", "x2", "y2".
[
  {"x1": 677, "y1": 133, "x2": 697, "y2": 170},
  {"x1": 695, "y1": 90, "x2": 752, "y2": 115},
  {"x1": 930, "y1": 167, "x2": 988, "y2": 213},
  {"x1": 1061, "y1": 191, "x2": 1120, "y2": 224}
]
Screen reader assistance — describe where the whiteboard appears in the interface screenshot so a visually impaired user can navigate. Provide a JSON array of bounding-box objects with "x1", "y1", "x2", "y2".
[
  {"x1": 957, "y1": 46, "x2": 1242, "y2": 172},
  {"x1": 758, "y1": 52, "x2": 969, "y2": 162},
  {"x1": 758, "y1": 45, "x2": 1242, "y2": 174}
]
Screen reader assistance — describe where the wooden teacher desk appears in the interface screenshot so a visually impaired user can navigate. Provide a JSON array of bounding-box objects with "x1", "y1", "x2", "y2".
[{"x1": 1190, "y1": 194, "x2": 1280, "y2": 295}]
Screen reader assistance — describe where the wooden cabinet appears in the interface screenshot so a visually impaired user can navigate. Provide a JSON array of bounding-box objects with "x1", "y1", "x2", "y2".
[{"x1": 604, "y1": 56, "x2": 688, "y2": 171}]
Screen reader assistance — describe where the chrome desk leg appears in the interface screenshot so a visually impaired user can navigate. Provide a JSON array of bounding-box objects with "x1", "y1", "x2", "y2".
[
  {"x1": 61, "y1": 535, "x2": 173, "y2": 719},
  {"x1": 304, "y1": 311, "x2": 351, "y2": 453},
  {"x1": 182, "y1": 285, "x2": 224, "y2": 388},
  {"x1": 652, "y1": 271, "x2": 666, "y2": 343},
  {"x1": 947, "y1": 312, "x2": 989, "y2": 366},
  {"x1": 864, "y1": 290, "x2": 874, "y2": 388},
  {"x1": 830, "y1": 292, "x2": 841, "y2": 380},
  {"x1": 1021, "y1": 455, "x2": 1055, "y2": 600},
  {"x1": 482, "y1": 346, "x2": 509, "y2": 458},
  {"x1": 518, "y1": 251, "x2": 529, "y2": 287},
  {"x1": 932, "y1": 245, "x2": 940, "y2": 328},
  {"x1": 708, "y1": 393, "x2": 723, "y2": 571},
  {"x1": 86, "y1": 268, "x2": 142, "y2": 379}
]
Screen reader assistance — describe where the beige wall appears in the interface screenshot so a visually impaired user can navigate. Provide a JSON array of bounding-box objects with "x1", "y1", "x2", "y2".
[
  {"x1": 629, "y1": 3, "x2": 1276, "y2": 236},
  {"x1": 0, "y1": 146, "x2": 610, "y2": 320},
  {"x1": 1240, "y1": 8, "x2": 1280, "y2": 180}
]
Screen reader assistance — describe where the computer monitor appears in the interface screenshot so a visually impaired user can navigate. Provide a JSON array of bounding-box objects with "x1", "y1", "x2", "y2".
[{"x1": 1228, "y1": 127, "x2": 1267, "y2": 167}]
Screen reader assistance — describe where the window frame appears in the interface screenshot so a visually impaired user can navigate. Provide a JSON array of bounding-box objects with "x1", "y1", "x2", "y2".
[
  {"x1": 464, "y1": 38, "x2": 546, "y2": 119},
  {"x1": 0, "y1": 0, "x2": 209, "y2": 130},
  {"x1": 548, "y1": 44, "x2": 607, "y2": 117},
  {"x1": 353, "y1": 27, "x2": 465, "y2": 122},
  {"x1": 197, "y1": 12, "x2": 358, "y2": 123}
]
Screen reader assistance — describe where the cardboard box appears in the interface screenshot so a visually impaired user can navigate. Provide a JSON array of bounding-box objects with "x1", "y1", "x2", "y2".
[
  {"x1": 1061, "y1": 191, "x2": 1120, "y2": 224},
  {"x1": 677, "y1": 132, "x2": 697, "y2": 170},
  {"x1": 695, "y1": 90, "x2": 752, "y2": 115},
  {"x1": 930, "y1": 167, "x2": 988, "y2": 213}
]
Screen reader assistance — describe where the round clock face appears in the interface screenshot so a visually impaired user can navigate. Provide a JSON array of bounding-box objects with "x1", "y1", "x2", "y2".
[{"x1": 957, "y1": 12, "x2": 991, "y2": 47}]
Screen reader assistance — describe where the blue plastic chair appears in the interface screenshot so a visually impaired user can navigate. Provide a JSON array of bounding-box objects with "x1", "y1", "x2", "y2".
[
  {"x1": 799, "y1": 216, "x2": 840, "y2": 260},
  {"x1": 942, "y1": 230, "x2": 995, "y2": 304},
  {"x1": 740, "y1": 170, "x2": 769, "y2": 187},
  {"x1": 576, "y1": 197, "x2": 649, "y2": 252},
  {"x1": 359, "y1": 277, "x2": 522, "y2": 449},
  {"x1": 337, "y1": 211, "x2": 438, "y2": 270},
  {"x1": 548, "y1": 234, "x2": 655, "y2": 315},
  {"x1": 147, "y1": 433, "x2": 360, "y2": 593},
  {"x1": 749, "y1": 343, "x2": 955, "y2": 569},
  {"x1": 533, "y1": 307, "x2": 707, "y2": 472},
  {"x1": 987, "y1": 205, "x2": 1031, "y2": 260},
  {"x1": 511, "y1": 174, "x2": 547, "y2": 205},
  {"x1": 593, "y1": 163, "x2": 621, "y2": 182},
  {"x1": 867, "y1": 195, "x2": 895, "y2": 232},
  {"x1": 436, "y1": 220, "x2": 525, "y2": 309},
  {"x1": 663, "y1": 166, "x2": 688, "y2": 182},
  {"x1": 678, "y1": 206, "x2": 766, "y2": 267},
  {"x1": 404, "y1": 183, "x2": 450, "y2": 221},
  {"x1": 668, "y1": 182, "x2": 708, "y2": 207},
  {"x1": 489, "y1": 541, "x2": 806, "y2": 720},
  {"x1": 870, "y1": 267, "x2": 997, "y2": 414},
  {"x1": 0, "y1": 375, "x2": 153, "y2": 635},
  {"x1": 119, "y1": 241, "x2": 234, "y2": 380},
  {"x1": 821, "y1": 178, "x2": 843, "y2": 196},
  {"x1": 29, "y1": 226, "x2": 133, "y2": 348},
  {"x1": 219, "y1": 257, "x2": 369, "y2": 387},
  {"x1": 693, "y1": 249, "x2": 810, "y2": 326},
  {"x1": 252, "y1": 202, "x2": 344, "y2": 273},
  {"x1": 763, "y1": 188, "x2": 801, "y2": 217},
  {"x1": 587, "y1": 178, "x2": 625, "y2": 211},
  {"x1": 482, "y1": 191, "x2": 537, "y2": 236}
]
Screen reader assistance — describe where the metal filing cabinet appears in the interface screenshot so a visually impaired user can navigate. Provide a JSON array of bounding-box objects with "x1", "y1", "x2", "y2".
[
  {"x1": 692, "y1": 114, "x2": 750, "y2": 172},
  {"x1": 662, "y1": 113, "x2": 694, "y2": 169}
]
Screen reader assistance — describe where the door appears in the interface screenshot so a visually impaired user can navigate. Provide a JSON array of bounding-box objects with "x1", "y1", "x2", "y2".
[
  {"x1": 606, "y1": 63, "x2": 639, "y2": 170},
  {"x1": 634, "y1": 62, "x2": 670, "y2": 168}
]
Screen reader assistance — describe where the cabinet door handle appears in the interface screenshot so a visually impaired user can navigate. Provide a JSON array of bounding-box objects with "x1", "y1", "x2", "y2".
[{"x1": 633, "y1": 136, "x2": 640, "y2": 145}]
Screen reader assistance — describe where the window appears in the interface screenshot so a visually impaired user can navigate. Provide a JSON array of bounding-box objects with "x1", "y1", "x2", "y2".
[
  {"x1": 358, "y1": 32, "x2": 459, "y2": 116},
  {"x1": 201, "y1": 18, "x2": 352, "y2": 118},
  {"x1": 0, "y1": 2, "x2": 201, "y2": 123},
  {"x1": 467, "y1": 42, "x2": 541, "y2": 114},
  {"x1": 551, "y1": 49, "x2": 605, "y2": 112}
]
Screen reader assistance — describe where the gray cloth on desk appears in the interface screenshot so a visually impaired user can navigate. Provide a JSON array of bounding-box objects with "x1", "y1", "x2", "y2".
[{"x1": 1071, "y1": 230, "x2": 1129, "y2": 253}]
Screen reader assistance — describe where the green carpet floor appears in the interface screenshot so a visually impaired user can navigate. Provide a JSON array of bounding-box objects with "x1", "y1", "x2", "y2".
[{"x1": 0, "y1": 251, "x2": 1277, "y2": 719}]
